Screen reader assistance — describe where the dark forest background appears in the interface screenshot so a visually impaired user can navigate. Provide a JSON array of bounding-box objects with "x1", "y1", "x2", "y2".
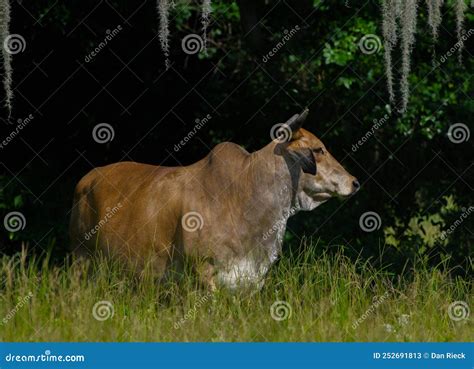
[{"x1": 0, "y1": 0, "x2": 472, "y2": 273}]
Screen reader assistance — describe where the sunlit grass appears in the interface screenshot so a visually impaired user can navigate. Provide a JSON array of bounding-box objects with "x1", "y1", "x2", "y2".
[{"x1": 0, "y1": 245, "x2": 472, "y2": 341}]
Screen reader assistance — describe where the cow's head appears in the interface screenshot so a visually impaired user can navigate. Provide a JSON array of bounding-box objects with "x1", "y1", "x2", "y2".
[{"x1": 275, "y1": 109, "x2": 359, "y2": 210}]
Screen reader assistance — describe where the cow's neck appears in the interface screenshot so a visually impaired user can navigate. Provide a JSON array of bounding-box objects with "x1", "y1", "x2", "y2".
[
  {"x1": 212, "y1": 142, "x2": 300, "y2": 283},
  {"x1": 246, "y1": 142, "x2": 301, "y2": 257},
  {"x1": 250, "y1": 141, "x2": 301, "y2": 213}
]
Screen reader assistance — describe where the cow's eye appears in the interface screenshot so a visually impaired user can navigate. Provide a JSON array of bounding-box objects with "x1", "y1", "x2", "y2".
[{"x1": 312, "y1": 148, "x2": 324, "y2": 155}]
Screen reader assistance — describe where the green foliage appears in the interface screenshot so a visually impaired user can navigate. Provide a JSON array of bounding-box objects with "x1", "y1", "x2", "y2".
[{"x1": 0, "y1": 177, "x2": 25, "y2": 241}]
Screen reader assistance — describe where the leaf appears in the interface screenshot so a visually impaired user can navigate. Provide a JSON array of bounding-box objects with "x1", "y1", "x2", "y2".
[{"x1": 14, "y1": 195, "x2": 23, "y2": 208}]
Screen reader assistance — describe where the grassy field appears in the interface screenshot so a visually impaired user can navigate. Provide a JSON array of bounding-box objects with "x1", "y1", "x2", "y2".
[{"x1": 0, "y1": 246, "x2": 472, "y2": 341}]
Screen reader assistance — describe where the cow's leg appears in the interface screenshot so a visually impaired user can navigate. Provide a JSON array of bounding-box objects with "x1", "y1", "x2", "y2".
[{"x1": 195, "y1": 260, "x2": 217, "y2": 291}]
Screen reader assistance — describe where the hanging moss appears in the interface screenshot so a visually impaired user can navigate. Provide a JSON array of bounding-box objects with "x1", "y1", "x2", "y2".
[
  {"x1": 201, "y1": 0, "x2": 212, "y2": 53},
  {"x1": 0, "y1": 0, "x2": 12, "y2": 119},
  {"x1": 426, "y1": 0, "x2": 443, "y2": 42},
  {"x1": 157, "y1": 0, "x2": 171, "y2": 69},
  {"x1": 382, "y1": 0, "x2": 417, "y2": 112},
  {"x1": 455, "y1": 0, "x2": 467, "y2": 63},
  {"x1": 382, "y1": 0, "x2": 400, "y2": 104},
  {"x1": 381, "y1": 0, "x2": 468, "y2": 112},
  {"x1": 399, "y1": 0, "x2": 417, "y2": 113},
  {"x1": 157, "y1": 1, "x2": 212, "y2": 67}
]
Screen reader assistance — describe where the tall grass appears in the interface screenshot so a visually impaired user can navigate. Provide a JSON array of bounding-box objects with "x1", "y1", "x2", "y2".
[{"x1": 0, "y1": 245, "x2": 472, "y2": 341}]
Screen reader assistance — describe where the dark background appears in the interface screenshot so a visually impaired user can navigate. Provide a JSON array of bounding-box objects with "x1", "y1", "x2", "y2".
[{"x1": 0, "y1": 0, "x2": 472, "y2": 273}]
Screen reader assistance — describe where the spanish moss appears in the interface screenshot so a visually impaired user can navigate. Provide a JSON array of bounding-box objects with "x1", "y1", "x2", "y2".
[
  {"x1": 382, "y1": 0, "x2": 400, "y2": 104},
  {"x1": 158, "y1": 0, "x2": 171, "y2": 69},
  {"x1": 399, "y1": 0, "x2": 417, "y2": 113},
  {"x1": 426, "y1": 0, "x2": 443, "y2": 42},
  {"x1": 201, "y1": 0, "x2": 212, "y2": 53},
  {"x1": 455, "y1": 0, "x2": 467, "y2": 63},
  {"x1": 381, "y1": 0, "x2": 469, "y2": 112},
  {"x1": 0, "y1": 0, "x2": 12, "y2": 119}
]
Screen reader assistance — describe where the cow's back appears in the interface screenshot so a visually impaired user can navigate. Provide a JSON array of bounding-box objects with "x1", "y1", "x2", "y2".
[{"x1": 69, "y1": 162, "x2": 179, "y2": 264}]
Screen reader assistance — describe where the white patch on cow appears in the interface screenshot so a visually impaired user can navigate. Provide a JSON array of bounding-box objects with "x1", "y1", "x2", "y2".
[
  {"x1": 216, "y1": 258, "x2": 269, "y2": 290},
  {"x1": 268, "y1": 245, "x2": 280, "y2": 264},
  {"x1": 216, "y1": 187, "x2": 301, "y2": 291}
]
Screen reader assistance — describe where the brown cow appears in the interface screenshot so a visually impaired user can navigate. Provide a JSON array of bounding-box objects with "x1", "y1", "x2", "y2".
[{"x1": 69, "y1": 109, "x2": 359, "y2": 290}]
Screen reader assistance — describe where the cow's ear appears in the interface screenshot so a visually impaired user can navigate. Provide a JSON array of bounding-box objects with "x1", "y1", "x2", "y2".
[
  {"x1": 289, "y1": 148, "x2": 317, "y2": 175},
  {"x1": 286, "y1": 108, "x2": 309, "y2": 136}
]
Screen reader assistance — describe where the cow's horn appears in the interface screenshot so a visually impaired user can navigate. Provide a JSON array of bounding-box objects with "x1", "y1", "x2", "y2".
[{"x1": 286, "y1": 108, "x2": 309, "y2": 133}]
